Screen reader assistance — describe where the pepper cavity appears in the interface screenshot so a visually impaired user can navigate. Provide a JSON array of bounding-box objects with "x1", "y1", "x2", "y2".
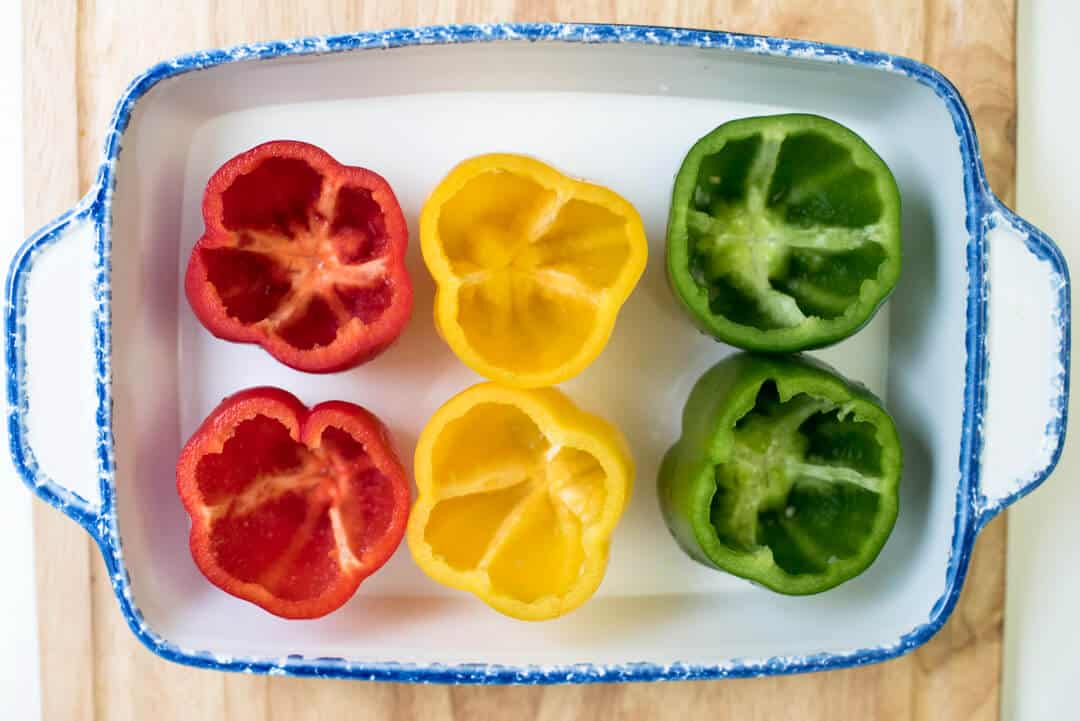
[{"x1": 714, "y1": 380, "x2": 888, "y2": 576}]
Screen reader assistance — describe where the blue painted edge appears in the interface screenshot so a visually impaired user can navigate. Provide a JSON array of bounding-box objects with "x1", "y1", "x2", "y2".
[{"x1": 4, "y1": 22, "x2": 1071, "y2": 684}]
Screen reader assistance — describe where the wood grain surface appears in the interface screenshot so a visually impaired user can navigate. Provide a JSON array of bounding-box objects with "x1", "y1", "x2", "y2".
[{"x1": 24, "y1": 2, "x2": 1015, "y2": 719}]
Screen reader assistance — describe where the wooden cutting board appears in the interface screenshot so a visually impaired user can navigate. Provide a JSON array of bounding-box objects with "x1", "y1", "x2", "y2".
[{"x1": 24, "y1": 2, "x2": 1014, "y2": 719}]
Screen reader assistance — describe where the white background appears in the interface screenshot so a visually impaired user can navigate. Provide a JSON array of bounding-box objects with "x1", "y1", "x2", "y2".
[
  {"x1": 0, "y1": 1, "x2": 1074, "y2": 719},
  {"x1": 1002, "y1": 1, "x2": 1080, "y2": 719},
  {"x1": 1, "y1": 1, "x2": 41, "y2": 719}
]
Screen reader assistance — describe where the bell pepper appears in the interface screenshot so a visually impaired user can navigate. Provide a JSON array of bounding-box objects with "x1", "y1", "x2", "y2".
[
  {"x1": 407, "y1": 383, "x2": 633, "y2": 620},
  {"x1": 185, "y1": 140, "x2": 413, "y2": 373},
  {"x1": 659, "y1": 353, "x2": 902, "y2": 594},
  {"x1": 176, "y1": 387, "x2": 410, "y2": 619},
  {"x1": 420, "y1": 154, "x2": 648, "y2": 387},
  {"x1": 667, "y1": 114, "x2": 902, "y2": 352}
]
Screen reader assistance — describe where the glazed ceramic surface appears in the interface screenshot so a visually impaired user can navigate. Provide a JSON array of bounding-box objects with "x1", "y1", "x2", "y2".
[{"x1": 6, "y1": 24, "x2": 1069, "y2": 683}]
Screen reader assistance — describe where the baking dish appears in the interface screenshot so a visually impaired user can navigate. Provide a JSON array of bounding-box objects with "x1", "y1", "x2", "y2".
[{"x1": 7, "y1": 23, "x2": 1069, "y2": 683}]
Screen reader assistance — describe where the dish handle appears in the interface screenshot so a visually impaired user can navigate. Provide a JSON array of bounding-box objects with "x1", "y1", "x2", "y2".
[
  {"x1": 974, "y1": 197, "x2": 1070, "y2": 529},
  {"x1": 5, "y1": 195, "x2": 107, "y2": 541}
]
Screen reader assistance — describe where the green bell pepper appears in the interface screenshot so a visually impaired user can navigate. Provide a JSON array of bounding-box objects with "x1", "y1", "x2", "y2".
[
  {"x1": 667, "y1": 114, "x2": 902, "y2": 352},
  {"x1": 659, "y1": 353, "x2": 902, "y2": 594}
]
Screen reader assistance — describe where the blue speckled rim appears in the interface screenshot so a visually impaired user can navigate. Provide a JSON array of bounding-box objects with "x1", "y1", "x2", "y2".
[{"x1": 5, "y1": 23, "x2": 1071, "y2": 684}]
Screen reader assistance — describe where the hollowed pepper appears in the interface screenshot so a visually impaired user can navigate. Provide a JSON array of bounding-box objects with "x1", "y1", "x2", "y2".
[
  {"x1": 185, "y1": 141, "x2": 413, "y2": 373},
  {"x1": 659, "y1": 353, "x2": 901, "y2": 594},
  {"x1": 408, "y1": 383, "x2": 633, "y2": 620},
  {"x1": 667, "y1": 115, "x2": 902, "y2": 352},
  {"x1": 420, "y1": 154, "x2": 648, "y2": 387},
  {"x1": 176, "y1": 387, "x2": 410, "y2": 618}
]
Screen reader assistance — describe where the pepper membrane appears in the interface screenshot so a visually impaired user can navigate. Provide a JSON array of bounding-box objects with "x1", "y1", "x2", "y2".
[
  {"x1": 667, "y1": 115, "x2": 902, "y2": 352},
  {"x1": 659, "y1": 354, "x2": 902, "y2": 594}
]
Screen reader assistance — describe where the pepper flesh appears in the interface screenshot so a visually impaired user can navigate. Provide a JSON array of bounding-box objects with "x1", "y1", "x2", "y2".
[
  {"x1": 185, "y1": 140, "x2": 413, "y2": 373},
  {"x1": 408, "y1": 383, "x2": 633, "y2": 620},
  {"x1": 420, "y1": 154, "x2": 648, "y2": 388},
  {"x1": 176, "y1": 387, "x2": 410, "y2": 619},
  {"x1": 659, "y1": 354, "x2": 901, "y2": 594},
  {"x1": 667, "y1": 114, "x2": 902, "y2": 352}
]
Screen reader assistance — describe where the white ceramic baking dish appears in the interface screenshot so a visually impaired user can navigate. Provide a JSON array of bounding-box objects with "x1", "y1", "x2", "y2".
[{"x1": 7, "y1": 24, "x2": 1069, "y2": 683}]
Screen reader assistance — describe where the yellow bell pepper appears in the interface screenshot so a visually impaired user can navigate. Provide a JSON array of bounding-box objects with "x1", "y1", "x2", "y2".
[
  {"x1": 420, "y1": 154, "x2": 648, "y2": 388},
  {"x1": 407, "y1": 382, "x2": 633, "y2": 620}
]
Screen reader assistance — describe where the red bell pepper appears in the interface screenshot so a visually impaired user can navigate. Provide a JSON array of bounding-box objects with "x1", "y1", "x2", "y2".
[
  {"x1": 176, "y1": 387, "x2": 410, "y2": 619},
  {"x1": 185, "y1": 141, "x2": 412, "y2": 373}
]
